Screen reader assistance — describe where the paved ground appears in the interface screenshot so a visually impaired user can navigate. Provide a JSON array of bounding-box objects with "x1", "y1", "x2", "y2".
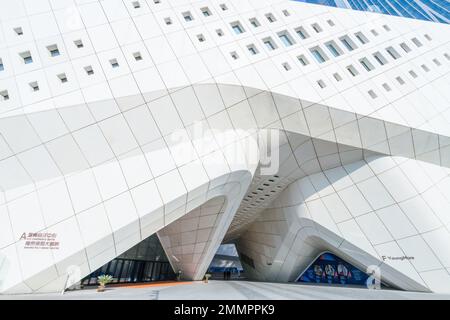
[{"x1": 1, "y1": 281, "x2": 449, "y2": 300}]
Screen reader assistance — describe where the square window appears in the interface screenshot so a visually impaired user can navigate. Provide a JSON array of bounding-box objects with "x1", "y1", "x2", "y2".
[
  {"x1": 263, "y1": 37, "x2": 277, "y2": 51},
  {"x1": 282, "y1": 10, "x2": 290, "y2": 17},
  {"x1": 333, "y1": 73, "x2": 342, "y2": 81},
  {"x1": 359, "y1": 57, "x2": 374, "y2": 71},
  {"x1": 0, "y1": 90, "x2": 9, "y2": 101},
  {"x1": 14, "y1": 27, "x2": 23, "y2": 36},
  {"x1": 346, "y1": 65, "x2": 359, "y2": 76},
  {"x1": 153, "y1": 0, "x2": 160, "y2": 3},
  {"x1": 0, "y1": 58, "x2": 4, "y2": 71},
  {"x1": 310, "y1": 46, "x2": 328, "y2": 63},
  {"x1": 133, "y1": 52, "x2": 143, "y2": 61},
  {"x1": 278, "y1": 31, "x2": 295, "y2": 47},
  {"x1": 19, "y1": 51, "x2": 33, "y2": 64},
  {"x1": 74, "y1": 39, "x2": 84, "y2": 48},
  {"x1": 396, "y1": 76, "x2": 405, "y2": 85},
  {"x1": 57, "y1": 73, "x2": 68, "y2": 83},
  {"x1": 231, "y1": 21, "x2": 245, "y2": 34},
  {"x1": 400, "y1": 42, "x2": 411, "y2": 53},
  {"x1": 29, "y1": 81, "x2": 39, "y2": 92},
  {"x1": 355, "y1": 32, "x2": 369, "y2": 44},
  {"x1": 47, "y1": 44, "x2": 60, "y2": 57},
  {"x1": 386, "y1": 46, "x2": 401, "y2": 60},
  {"x1": 311, "y1": 23, "x2": 322, "y2": 33},
  {"x1": 164, "y1": 17, "x2": 172, "y2": 25},
  {"x1": 373, "y1": 52, "x2": 388, "y2": 65},
  {"x1": 265, "y1": 13, "x2": 276, "y2": 23},
  {"x1": 412, "y1": 37, "x2": 423, "y2": 47},
  {"x1": 197, "y1": 34, "x2": 205, "y2": 42},
  {"x1": 230, "y1": 51, "x2": 239, "y2": 60},
  {"x1": 339, "y1": 35, "x2": 357, "y2": 51},
  {"x1": 282, "y1": 62, "x2": 291, "y2": 71},
  {"x1": 247, "y1": 44, "x2": 258, "y2": 55},
  {"x1": 297, "y1": 55, "x2": 309, "y2": 66},
  {"x1": 183, "y1": 11, "x2": 193, "y2": 22},
  {"x1": 295, "y1": 26, "x2": 309, "y2": 40},
  {"x1": 216, "y1": 29, "x2": 224, "y2": 37},
  {"x1": 220, "y1": 4, "x2": 228, "y2": 11},
  {"x1": 110, "y1": 58, "x2": 119, "y2": 68},
  {"x1": 317, "y1": 79, "x2": 326, "y2": 88},
  {"x1": 249, "y1": 18, "x2": 260, "y2": 28},
  {"x1": 325, "y1": 40, "x2": 343, "y2": 57},
  {"x1": 433, "y1": 58, "x2": 441, "y2": 66},
  {"x1": 132, "y1": 1, "x2": 140, "y2": 9},
  {"x1": 201, "y1": 7, "x2": 212, "y2": 17},
  {"x1": 84, "y1": 65, "x2": 94, "y2": 75}
]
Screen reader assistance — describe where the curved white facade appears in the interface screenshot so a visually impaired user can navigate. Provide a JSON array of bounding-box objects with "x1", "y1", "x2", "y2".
[{"x1": 0, "y1": 0, "x2": 450, "y2": 294}]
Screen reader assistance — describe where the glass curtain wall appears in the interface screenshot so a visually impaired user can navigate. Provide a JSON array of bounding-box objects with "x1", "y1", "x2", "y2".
[
  {"x1": 81, "y1": 234, "x2": 175, "y2": 286},
  {"x1": 294, "y1": 0, "x2": 450, "y2": 24}
]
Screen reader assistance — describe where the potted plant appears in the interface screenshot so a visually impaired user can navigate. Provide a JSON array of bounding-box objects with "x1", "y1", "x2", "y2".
[
  {"x1": 97, "y1": 274, "x2": 113, "y2": 292},
  {"x1": 204, "y1": 273, "x2": 211, "y2": 283}
]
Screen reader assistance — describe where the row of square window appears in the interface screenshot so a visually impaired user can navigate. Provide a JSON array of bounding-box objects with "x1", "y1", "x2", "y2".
[
  {"x1": 225, "y1": 22, "x2": 402, "y2": 63},
  {"x1": 311, "y1": 34, "x2": 430, "y2": 64},
  {"x1": 137, "y1": 0, "x2": 231, "y2": 14},
  {"x1": 2, "y1": 51, "x2": 447, "y2": 103},
  {"x1": 0, "y1": 40, "x2": 144, "y2": 71},
  {"x1": 196, "y1": 16, "x2": 336, "y2": 44},
  {"x1": 181, "y1": 9, "x2": 292, "y2": 25},
  {"x1": 0, "y1": 72, "x2": 67, "y2": 101},
  {"x1": 167, "y1": 3, "x2": 297, "y2": 26},
  {"x1": 6, "y1": 0, "x2": 226, "y2": 38},
  {"x1": 311, "y1": 35, "x2": 439, "y2": 87},
  {"x1": 196, "y1": 16, "x2": 395, "y2": 46},
  {"x1": 232, "y1": 31, "x2": 431, "y2": 74},
  {"x1": 9, "y1": 2, "x2": 225, "y2": 34},
  {"x1": 315, "y1": 52, "x2": 450, "y2": 100},
  {"x1": 0, "y1": 51, "x2": 145, "y2": 101},
  {"x1": 229, "y1": 23, "x2": 426, "y2": 63},
  {"x1": 0, "y1": 45, "x2": 61, "y2": 69}
]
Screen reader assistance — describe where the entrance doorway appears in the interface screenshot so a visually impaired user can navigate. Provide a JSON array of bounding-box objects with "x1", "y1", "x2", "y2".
[
  {"x1": 207, "y1": 243, "x2": 244, "y2": 280},
  {"x1": 80, "y1": 234, "x2": 175, "y2": 286}
]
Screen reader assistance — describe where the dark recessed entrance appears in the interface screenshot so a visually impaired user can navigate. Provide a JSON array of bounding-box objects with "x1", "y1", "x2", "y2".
[{"x1": 81, "y1": 234, "x2": 175, "y2": 286}]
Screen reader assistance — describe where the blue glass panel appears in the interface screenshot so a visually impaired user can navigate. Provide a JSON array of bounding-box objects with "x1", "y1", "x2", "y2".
[
  {"x1": 427, "y1": 0, "x2": 450, "y2": 20},
  {"x1": 378, "y1": 0, "x2": 403, "y2": 15},
  {"x1": 292, "y1": 0, "x2": 450, "y2": 24},
  {"x1": 403, "y1": 0, "x2": 432, "y2": 20}
]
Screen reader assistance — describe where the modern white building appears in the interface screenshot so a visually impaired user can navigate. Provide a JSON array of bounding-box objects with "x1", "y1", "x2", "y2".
[{"x1": 1, "y1": 0, "x2": 450, "y2": 295}]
